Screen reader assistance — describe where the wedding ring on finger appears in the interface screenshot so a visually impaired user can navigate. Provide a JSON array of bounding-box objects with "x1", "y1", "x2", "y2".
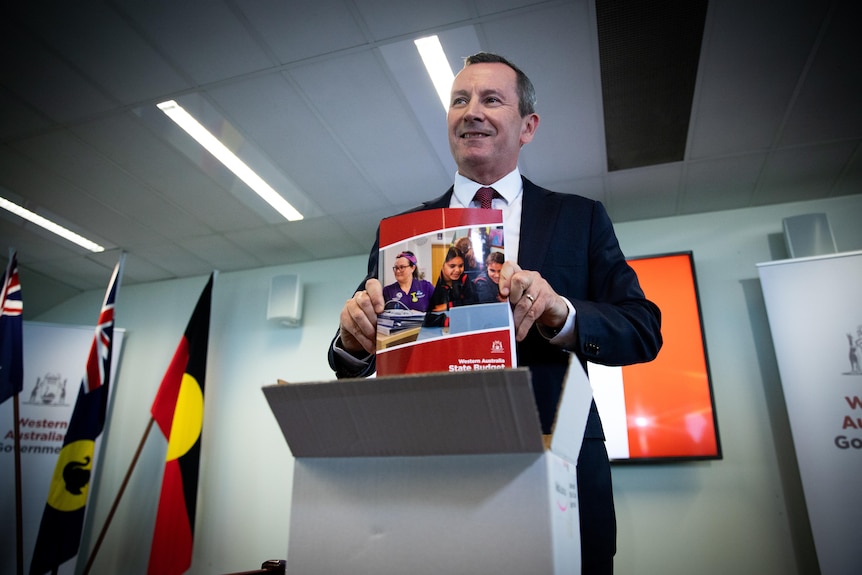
[{"x1": 524, "y1": 293, "x2": 535, "y2": 305}]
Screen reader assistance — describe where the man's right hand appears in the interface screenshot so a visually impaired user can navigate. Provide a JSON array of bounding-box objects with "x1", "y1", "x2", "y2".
[{"x1": 338, "y1": 278, "x2": 385, "y2": 355}]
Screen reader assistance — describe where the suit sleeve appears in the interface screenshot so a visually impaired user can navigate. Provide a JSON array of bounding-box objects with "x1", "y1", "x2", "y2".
[
  {"x1": 571, "y1": 201, "x2": 662, "y2": 366},
  {"x1": 327, "y1": 228, "x2": 380, "y2": 378}
]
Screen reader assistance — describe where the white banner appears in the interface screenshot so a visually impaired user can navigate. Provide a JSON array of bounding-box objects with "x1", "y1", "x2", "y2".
[
  {"x1": 0, "y1": 321, "x2": 124, "y2": 575},
  {"x1": 758, "y1": 251, "x2": 862, "y2": 575}
]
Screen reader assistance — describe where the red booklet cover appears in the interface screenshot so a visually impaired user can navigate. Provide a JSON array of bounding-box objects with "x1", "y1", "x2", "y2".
[{"x1": 376, "y1": 208, "x2": 517, "y2": 376}]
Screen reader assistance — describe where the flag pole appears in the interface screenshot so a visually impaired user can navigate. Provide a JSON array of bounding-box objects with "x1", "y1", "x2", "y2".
[
  {"x1": 5, "y1": 246, "x2": 24, "y2": 575},
  {"x1": 13, "y1": 393, "x2": 23, "y2": 575},
  {"x1": 80, "y1": 417, "x2": 155, "y2": 575}
]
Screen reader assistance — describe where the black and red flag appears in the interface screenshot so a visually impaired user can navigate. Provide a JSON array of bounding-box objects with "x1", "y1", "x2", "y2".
[
  {"x1": 29, "y1": 258, "x2": 123, "y2": 575},
  {"x1": 147, "y1": 273, "x2": 213, "y2": 575}
]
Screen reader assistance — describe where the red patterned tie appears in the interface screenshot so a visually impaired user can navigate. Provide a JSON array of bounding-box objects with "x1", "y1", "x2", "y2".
[{"x1": 473, "y1": 187, "x2": 496, "y2": 209}]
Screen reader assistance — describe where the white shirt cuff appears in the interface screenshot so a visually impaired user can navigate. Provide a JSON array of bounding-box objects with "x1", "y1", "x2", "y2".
[
  {"x1": 537, "y1": 296, "x2": 577, "y2": 348},
  {"x1": 332, "y1": 330, "x2": 374, "y2": 368}
]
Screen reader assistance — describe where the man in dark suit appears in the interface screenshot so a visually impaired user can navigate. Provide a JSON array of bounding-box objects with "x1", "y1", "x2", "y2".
[{"x1": 329, "y1": 52, "x2": 662, "y2": 574}]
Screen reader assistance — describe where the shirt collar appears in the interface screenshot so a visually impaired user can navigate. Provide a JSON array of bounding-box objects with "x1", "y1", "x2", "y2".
[{"x1": 452, "y1": 167, "x2": 523, "y2": 207}]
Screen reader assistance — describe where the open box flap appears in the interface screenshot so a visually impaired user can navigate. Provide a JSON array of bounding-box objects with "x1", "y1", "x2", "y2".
[
  {"x1": 263, "y1": 368, "x2": 546, "y2": 457},
  {"x1": 549, "y1": 358, "x2": 594, "y2": 463}
]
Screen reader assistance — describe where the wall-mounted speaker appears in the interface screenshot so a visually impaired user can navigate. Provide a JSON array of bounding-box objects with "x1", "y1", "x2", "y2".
[
  {"x1": 267, "y1": 274, "x2": 303, "y2": 327},
  {"x1": 782, "y1": 213, "x2": 837, "y2": 258}
]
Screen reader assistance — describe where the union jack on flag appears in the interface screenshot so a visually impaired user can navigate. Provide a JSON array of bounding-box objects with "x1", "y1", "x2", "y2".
[
  {"x1": 82, "y1": 263, "x2": 120, "y2": 394},
  {"x1": 0, "y1": 253, "x2": 22, "y2": 316},
  {"x1": 0, "y1": 250, "x2": 23, "y2": 404}
]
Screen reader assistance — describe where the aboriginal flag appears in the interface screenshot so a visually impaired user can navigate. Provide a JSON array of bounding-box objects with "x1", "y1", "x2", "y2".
[
  {"x1": 29, "y1": 259, "x2": 123, "y2": 575},
  {"x1": 147, "y1": 274, "x2": 213, "y2": 575},
  {"x1": 0, "y1": 251, "x2": 23, "y2": 404}
]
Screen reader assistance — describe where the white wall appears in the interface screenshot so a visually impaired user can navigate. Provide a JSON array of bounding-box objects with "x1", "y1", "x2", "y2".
[{"x1": 36, "y1": 193, "x2": 862, "y2": 575}]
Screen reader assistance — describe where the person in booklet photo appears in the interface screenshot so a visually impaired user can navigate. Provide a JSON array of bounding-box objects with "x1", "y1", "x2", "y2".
[
  {"x1": 381, "y1": 251, "x2": 435, "y2": 312},
  {"x1": 428, "y1": 246, "x2": 479, "y2": 312},
  {"x1": 328, "y1": 51, "x2": 662, "y2": 574},
  {"x1": 453, "y1": 235, "x2": 481, "y2": 282},
  {"x1": 474, "y1": 251, "x2": 506, "y2": 303}
]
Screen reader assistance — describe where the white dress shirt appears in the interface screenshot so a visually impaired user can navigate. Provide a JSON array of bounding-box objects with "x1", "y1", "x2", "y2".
[{"x1": 450, "y1": 168, "x2": 577, "y2": 348}]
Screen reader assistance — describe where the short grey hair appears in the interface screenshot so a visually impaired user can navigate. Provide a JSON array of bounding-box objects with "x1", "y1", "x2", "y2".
[{"x1": 463, "y1": 52, "x2": 537, "y2": 117}]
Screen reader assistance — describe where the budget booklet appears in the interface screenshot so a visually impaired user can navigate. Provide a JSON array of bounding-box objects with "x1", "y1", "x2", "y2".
[{"x1": 376, "y1": 208, "x2": 517, "y2": 376}]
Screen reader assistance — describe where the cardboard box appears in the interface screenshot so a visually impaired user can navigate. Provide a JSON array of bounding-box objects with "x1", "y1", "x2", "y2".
[{"x1": 263, "y1": 365, "x2": 593, "y2": 575}]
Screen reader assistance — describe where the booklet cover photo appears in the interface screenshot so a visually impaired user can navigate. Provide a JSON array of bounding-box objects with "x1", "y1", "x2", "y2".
[{"x1": 376, "y1": 208, "x2": 517, "y2": 377}]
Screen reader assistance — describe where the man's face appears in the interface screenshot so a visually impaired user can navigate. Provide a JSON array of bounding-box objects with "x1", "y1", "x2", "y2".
[
  {"x1": 447, "y1": 63, "x2": 539, "y2": 183},
  {"x1": 487, "y1": 262, "x2": 502, "y2": 284}
]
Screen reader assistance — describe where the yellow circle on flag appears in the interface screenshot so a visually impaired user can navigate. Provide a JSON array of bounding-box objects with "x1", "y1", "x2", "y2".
[
  {"x1": 166, "y1": 373, "x2": 204, "y2": 461},
  {"x1": 47, "y1": 440, "x2": 95, "y2": 512}
]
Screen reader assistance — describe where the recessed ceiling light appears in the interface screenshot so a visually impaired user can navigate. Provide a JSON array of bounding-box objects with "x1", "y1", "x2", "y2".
[
  {"x1": 157, "y1": 100, "x2": 303, "y2": 222},
  {"x1": 0, "y1": 196, "x2": 105, "y2": 252},
  {"x1": 414, "y1": 35, "x2": 455, "y2": 110}
]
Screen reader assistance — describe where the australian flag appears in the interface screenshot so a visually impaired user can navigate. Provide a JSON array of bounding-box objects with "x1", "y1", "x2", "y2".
[
  {"x1": 0, "y1": 251, "x2": 23, "y2": 405},
  {"x1": 29, "y1": 258, "x2": 123, "y2": 575}
]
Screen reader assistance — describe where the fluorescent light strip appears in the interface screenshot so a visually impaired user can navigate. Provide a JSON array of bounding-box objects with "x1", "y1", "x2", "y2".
[
  {"x1": 0, "y1": 197, "x2": 105, "y2": 252},
  {"x1": 157, "y1": 100, "x2": 303, "y2": 221},
  {"x1": 414, "y1": 35, "x2": 455, "y2": 110}
]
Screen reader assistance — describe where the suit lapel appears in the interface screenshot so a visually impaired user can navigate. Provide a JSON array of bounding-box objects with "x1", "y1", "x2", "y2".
[
  {"x1": 417, "y1": 181, "x2": 559, "y2": 273},
  {"x1": 518, "y1": 177, "x2": 559, "y2": 272}
]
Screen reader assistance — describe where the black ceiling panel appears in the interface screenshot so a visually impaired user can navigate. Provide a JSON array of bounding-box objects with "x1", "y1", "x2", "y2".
[{"x1": 597, "y1": 0, "x2": 709, "y2": 171}]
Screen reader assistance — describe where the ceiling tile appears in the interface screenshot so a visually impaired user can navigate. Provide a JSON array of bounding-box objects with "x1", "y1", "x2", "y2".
[
  {"x1": 121, "y1": 0, "x2": 275, "y2": 86},
  {"x1": 27, "y1": 255, "x2": 119, "y2": 291},
  {"x1": 755, "y1": 141, "x2": 858, "y2": 205},
  {"x1": 474, "y1": 0, "x2": 554, "y2": 14},
  {"x1": 605, "y1": 163, "x2": 683, "y2": 221},
  {"x1": 0, "y1": 217, "x2": 83, "y2": 263},
  {"x1": 289, "y1": 51, "x2": 448, "y2": 206},
  {"x1": 0, "y1": 19, "x2": 116, "y2": 123},
  {"x1": 131, "y1": 243, "x2": 215, "y2": 278},
  {"x1": 353, "y1": 0, "x2": 473, "y2": 41},
  {"x1": 0, "y1": 86, "x2": 52, "y2": 140},
  {"x1": 224, "y1": 226, "x2": 313, "y2": 266},
  {"x1": 11, "y1": 130, "x2": 208, "y2": 241},
  {"x1": 331, "y1": 208, "x2": 389, "y2": 253},
  {"x1": 779, "y1": 1, "x2": 862, "y2": 146},
  {"x1": 239, "y1": 0, "x2": 368, "y2": 64},
  {"x1": 127, "y1": 104, "x2": 287, "y2": 233},
  {"x1": 0, "y1": 146, "x2": 67, "y2": 206},
  {"x1": 832, "y1": 144, "x2": 862, "y2": 197},
  {"x1": 545, "y1": 175, "x2": 607, "y2": 206},
  {"x1": 275, "y1": 216, "x2": 357, "y2": 261},
  {"x1": 22, "y1": 2, "x2": 190, "y2": 104},
  {"x1": 207, "y1": 71, "x2": 384, "y2": 216},
  {"x1": 181, "y1": 234, "x2": 264, "y2": 271},
  {"x1": 92, "y1": 250, "x2": 175, "y2": 285},
  {"x1": 688, "y1": 0, "x2": 830, "y2": 159},
  {"x1": 681, "y1": 154, "x2": 767, "y2": 213}
]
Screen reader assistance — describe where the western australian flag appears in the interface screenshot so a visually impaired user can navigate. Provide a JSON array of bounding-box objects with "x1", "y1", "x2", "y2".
[
  {"x1": 0, "y1": 251, "x2": 23, "y2": 405},
  {"x1": 29, "y1": 259, "x2": 123, "y2": 575}
]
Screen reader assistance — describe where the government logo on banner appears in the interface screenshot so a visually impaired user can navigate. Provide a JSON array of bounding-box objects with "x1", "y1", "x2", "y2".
[{"x1": 845, "y1": 323, "x2": 862, "y2": 375}]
